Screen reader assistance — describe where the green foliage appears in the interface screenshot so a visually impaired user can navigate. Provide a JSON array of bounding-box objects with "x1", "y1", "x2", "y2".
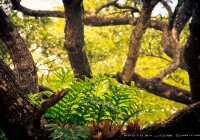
[
  {"x1": 0, "y1": 129, "x2": 7, "y2": 140},
  {"x1": 29, "y1": 69, "x2": 144, "y2": 139},
  {"x1": 46, "y1": 124, "x2": 89, "y2": 140},
  {"x1": 40, "y1": 69, "x2": 143, "y2": 125},
  {"x1": 85, "y1": 25, "x2": 132, "y2": 74}
]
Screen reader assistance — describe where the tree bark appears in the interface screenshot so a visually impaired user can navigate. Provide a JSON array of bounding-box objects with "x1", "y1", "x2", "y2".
[
  {"x1": 132, "y1": 73, "x2": 191, "y2": 105},
  {"x1": 62, "y1": 0, "x2": 92, "y2": 79},
  {"x1": 120, "y1": 0, "x2": 160, "y2": 84},
  {"x1": 173, "y1": 0, "x2": 193, "y2": 38},
  {"x1": 129, "y1": 101, "x2": 200, "y2": 138},
  {"x1": 184, "y1": 0, "x2": 200, "y2": 102},
  {"x1": 0, "y1": 8, "x2": 38, "y2": 93},
  {"x1": 0, "y1": 59, "x2": 48, "y2": 140}
]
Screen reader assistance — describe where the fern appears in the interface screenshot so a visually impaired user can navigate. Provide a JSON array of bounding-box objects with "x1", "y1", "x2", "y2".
[
  {"x1": 46, "y1": 124, "x2": 89, "y2": 140},
  {"x1": 29, "y1": 69, "x2": 145, "y2": 139}
]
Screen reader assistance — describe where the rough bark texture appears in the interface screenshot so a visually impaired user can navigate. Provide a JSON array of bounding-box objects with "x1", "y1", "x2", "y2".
[
  {"x1": 155, "y1": 26, "x2": 181, "y2": 79},
  {"x1": 138, "y1": 101, "x2": 200, "y2": 135},
  {"x1": 0, "y1": 8, "x2": 38, "y2": 93},
  {"x1": 132, "y1": 73, "x2": 191, "y2": 105},
  {"x1": 62, "y1": 0, "x2": 92, "y2": 79},
  {"x1": 184, "y1": 0, "x2": 200, "y2": 102},
  {"x1": 121, "y1": 0, "x2": 160, "y2": 84},
  {"x1": 173, "y1": 0, "x2": 193, "y2": 37},
  {"x1": 0, "y1": 59, "x2": 48, "y2": 140},
  {"x1": 113, "y1": 72, "x2": 191, "y2": 105}
]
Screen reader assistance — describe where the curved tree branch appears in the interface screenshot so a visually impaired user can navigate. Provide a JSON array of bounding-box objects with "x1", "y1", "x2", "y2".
[
  {"x1": 95, "y1": 0, "x2": 119, "y2": 14},
  {"x1": 154, "y1": 26, "x2": 182, "y2": 79},
  {"x1": 153, "y1": 0, "x2": 190, "y2": 79},
  {"x1": 115, "y1": 72, "x2": 191, "y2": 105},
  {"x1": 161, "y1": 0, "x2": 173, "y2": 17},
  {"x1": 132, "y1": 73, "x2": 191, "y2": 105},
  {"x1": 10, "y1": 0, "x2": 164, "y2": 30},
  {"x1": 39, "y1": 85, "x2": 54, "y2": 93},
  {"x1": 11, "y1": 0, "x2": 64, "y2": 17},
  {"x1": 173, "y1": 0, "x2": 193, "y2": 37},
  {"x1": 33, "y1": 89, "x2": 69, "y2": 124},
  {"x1": 168, "y1": 0, "x2": 185, "y2": 30},
  {"x1": 112, "y1": 2, "x2": 140, "y2": 14},
  {"x1": 120, "y1": 0, "x2": 161, "y2": 84},
  {"x1": 85, "y1": 16, "x2": 165, "y2": 30},
  {"x1": 138, "y1": 101, "x2": 200, "y2": 135}
]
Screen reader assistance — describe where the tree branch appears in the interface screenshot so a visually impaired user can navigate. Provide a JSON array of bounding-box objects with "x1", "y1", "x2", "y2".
[
  {"x1": 161, "y1": 0, "x2": 173, "y2": 17},
  {"x1": 95, "y1": 0, "x2": 119, "y2": 14},
  {"x1": 33, "y1": 89, "x2": 69, "y2": 122},
  {"x1": 155, "y1": 0, "x2": 188, "y2": 79},
  {"x1": 138, "y1": 101, "x2": 200, "y2": 134},
  {"x1": 85, "y1": 16, "x2": 165, "y2": 31},
  {"x1": 132, "y1": 73, "x2": 191, "y2": 105},
  {"x1": 94, "y1": 0, "x2": 140, "y2": 15},
  {"x1": 168, "y1": 0, "x2": 185, "y2": 30},
  {"x1": 173, "y1": 0, "x2": 193, "y2": 37},
  {"x1": 10, "y1": 0, "x2": 164, "y2": 30},
  {"x1": 114, "y1": 72, "x2": 191, "y2": 105},
  {"x1": 153, "y1": 38, "x2": 181, "y2": 79},
  {"x1": 11, "y1": 0, "x2": 64, "y2": 17},
  {"x1": 39, "y1": 85, "x2": 54, "y2": 93},
  {"x1": 112, "y1": 2, "x2": 140, "y2": 14},
  {"x1": 121, "y1": 1, "x2": 160, "y2": 84}
]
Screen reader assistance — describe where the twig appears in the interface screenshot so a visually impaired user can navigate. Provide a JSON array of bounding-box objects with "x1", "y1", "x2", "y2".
[
  {"x1": 39, "y1": 85, "x2": 54, "y2": 92},
  {"x1": 94, "y1": 0, "x2": 140, "y2": 15},
  {"x1": 33, "y1": 89, "x2": 69, "y2": 122},
  {"x1": 161, "y1": 0, "x2": 173, "y2": 17},
  {"x1": 95, "y1": 0, "x2": 119, "y2": 14}
]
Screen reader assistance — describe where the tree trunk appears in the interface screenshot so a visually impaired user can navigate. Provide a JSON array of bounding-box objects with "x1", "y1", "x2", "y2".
[
  {"x1": 120, "y1": 0, "x2": 160, "y2": 84},
  {"x1": 136, "y1": 101, "x2": 200, "y2": 137},
  {"x1": 0, "y1": 8, "x2": 38, "y2": 93},
  {"x1": 184, "y1": 0, "x2": 200, "y2": 102},
  {"x1": 62, "y1": 0, "x2": 92, "y2": 79},
  {"x1": 0, "y1": 59, "x2": 48, "y2": 140}
]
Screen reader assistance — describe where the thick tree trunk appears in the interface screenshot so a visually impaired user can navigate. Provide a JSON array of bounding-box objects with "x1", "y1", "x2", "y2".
[
  {"x1": 0, "y1": 8, "x2": 38, "y2": 93},
  {"x1": 135, "y1": 101, "x2": 200, "y2": 137},
  {"x1": 62, "y1": 0, "x2": 92, "y2": 79},
  {"x1": 184, "y1": 0, "x2": 200, "y2": 102},
  {"x1": 0, "y1": 59, "x2": 48, "y2": 140}
]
